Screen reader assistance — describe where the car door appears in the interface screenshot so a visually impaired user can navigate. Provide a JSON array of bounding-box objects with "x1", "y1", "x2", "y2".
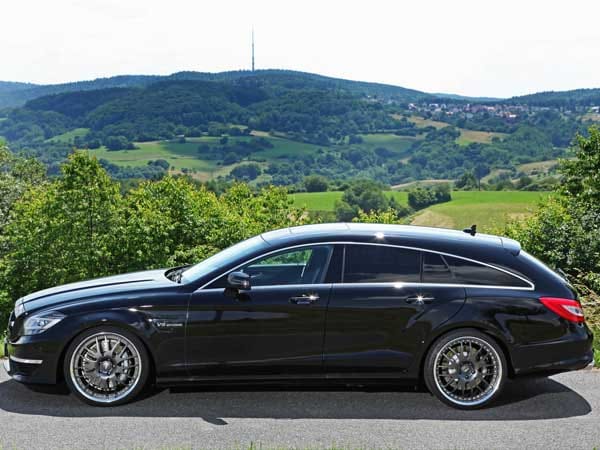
[
  {"x1": 186, "y1": 244, "x2": 334, "y2": 379},
  {"x1": 323, "y1": 244, "x2": 466, "y2": 377}
]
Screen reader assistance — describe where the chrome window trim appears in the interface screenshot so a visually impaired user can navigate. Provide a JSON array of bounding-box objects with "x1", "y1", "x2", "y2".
[
  {"x1": 200, "y1": 283, "x2": 333, "y2": 293},
  {"x1": 197, "y1": 241, "x2": 535, "y2": 291},
  {"x1": 10, "y1": 355, "x2": 43, "y2": 365}
]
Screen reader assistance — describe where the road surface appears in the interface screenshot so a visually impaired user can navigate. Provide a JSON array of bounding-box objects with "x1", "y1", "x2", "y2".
[{"x1": 0, "y1": 366, "x2": 598, "y2": 449}]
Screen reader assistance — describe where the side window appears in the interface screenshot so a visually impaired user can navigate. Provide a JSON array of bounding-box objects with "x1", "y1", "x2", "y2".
[
  {"x1": 443, "y1": 255, "x2": 530, "y2": 287},
  {"x1": 344, "y1": 245, "x2": 420, "y2": 283},
  {"x1": 422, "y1": 252, "x2": 453, "y2": 283},
  {"x1": 208, "y1": 245, "x2": 333, "y2": 288}
]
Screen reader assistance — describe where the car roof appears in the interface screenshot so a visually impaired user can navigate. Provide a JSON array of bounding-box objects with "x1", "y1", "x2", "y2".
[{"x1": 260, "y1": 223, "x2": 521, "y2": 256}]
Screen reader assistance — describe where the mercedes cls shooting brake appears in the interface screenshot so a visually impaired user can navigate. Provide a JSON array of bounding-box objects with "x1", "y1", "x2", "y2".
[{"x1": 3, "y1": 223, "x2": 594, "y2": 409}]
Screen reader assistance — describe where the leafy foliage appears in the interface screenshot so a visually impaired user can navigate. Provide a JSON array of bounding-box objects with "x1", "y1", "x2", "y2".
[
  {"x1": 503, "y1": 127, "x2": 600, "y2": 301},
  {"x1": 408, "y1": 184, "x2": 451, "y2": 209},
  {"x1": 0, "y1": 151, "x2": 308, "y2": 304}
]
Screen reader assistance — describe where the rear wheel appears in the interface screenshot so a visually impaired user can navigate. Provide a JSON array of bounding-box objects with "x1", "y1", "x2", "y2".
[
  {"x1": 424, "y1": 329, "x2": 506, "y2": 409},
  {"x1": 63, "y1": 327, "x2": 149, "y2": 406}
]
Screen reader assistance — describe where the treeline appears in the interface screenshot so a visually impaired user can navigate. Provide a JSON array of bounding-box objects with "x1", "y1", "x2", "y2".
[{"x1": 0, "y1": 146, "x2": 309, "y2": 324}]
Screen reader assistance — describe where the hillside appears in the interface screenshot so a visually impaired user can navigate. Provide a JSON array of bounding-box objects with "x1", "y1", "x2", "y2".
[
  {"x1": 0, "y1": 69, "x2": 595, "y2": 186},
  {"x1": 506, "y1": 88, "x2": 600, "y2": 108},
  {"x1": 0, "y1": 69, "x2": 430, "y2": 109}
]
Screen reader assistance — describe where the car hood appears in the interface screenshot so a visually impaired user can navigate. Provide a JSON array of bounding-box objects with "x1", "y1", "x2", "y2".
[{"x1": 17, "y1": 269, "x2": 175, "y2": 314}]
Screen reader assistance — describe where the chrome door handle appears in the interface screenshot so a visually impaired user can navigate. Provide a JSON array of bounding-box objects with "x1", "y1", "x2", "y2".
[
  {"x1": 406, "y1": 295, "x2": 435, "y2": 304},
  {"x1": 289, "y1": 294, "x2": 320, "y2": 305}
]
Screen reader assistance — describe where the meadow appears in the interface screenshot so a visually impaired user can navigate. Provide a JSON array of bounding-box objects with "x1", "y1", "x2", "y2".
[
  {"x1": 289, "y1": 190, "x2": 549, "y2": 232},
  {"x1": 76, "y1": 131, "x2": 417, "y2": 180},
  {"x1": 290, "y1": 190, "x2": 410, "y2": 212}
]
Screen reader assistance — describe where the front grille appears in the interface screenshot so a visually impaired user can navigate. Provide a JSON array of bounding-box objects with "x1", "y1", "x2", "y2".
[{"x1": 11, "y1": 360, "x2": 38, "y2": 377}]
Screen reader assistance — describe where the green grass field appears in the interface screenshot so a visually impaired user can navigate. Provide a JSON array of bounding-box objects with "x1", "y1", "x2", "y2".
[
  {"x1": 358, "y1": 133, "x2": 416, "y2": 157},
  {"x1": 411, "y1": 191, "x2": 549, "y2": 231},
  {"x1": 290, "y1": 191, "x2": 409, "y2": 212},
  {"x1": 46, "y1": 127, "x2": 89, "y2": 143},
  {"x1": 86, "y1": 134, "x2": 324, "y2": 180},
  {"x1": 407, "y1": 115, "x2": 507, "y2": 145},
  {"x1": 290, "y1": 190, "x2": 549, "y2": 232},
  {"x1": 517, "y1": 159, "x2": 560, "y2": 175},
  {"x1": 86, "y1": 132, "x2": 418, "y2": 180},
  {"x1": 456, "y1": 129, "x2": 507, "y2": 145}
]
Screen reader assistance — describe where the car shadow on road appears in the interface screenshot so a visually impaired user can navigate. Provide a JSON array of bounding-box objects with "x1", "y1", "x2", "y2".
[{"x1": 0, "y1": 375, "x2": 591, "y2": 424}]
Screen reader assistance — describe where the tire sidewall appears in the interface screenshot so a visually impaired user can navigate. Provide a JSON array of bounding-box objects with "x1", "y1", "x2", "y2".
[
  {"x1": 424, "y1": 328, "x2": 507, "y2": 410},
  {"x1": 63, "y1": 326, "x2": 150, "y2": 407}
]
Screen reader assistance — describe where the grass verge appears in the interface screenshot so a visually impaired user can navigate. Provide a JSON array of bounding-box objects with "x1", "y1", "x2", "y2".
[{"x1": 592, "y1": 327, "x2": 600, "y2": 367}]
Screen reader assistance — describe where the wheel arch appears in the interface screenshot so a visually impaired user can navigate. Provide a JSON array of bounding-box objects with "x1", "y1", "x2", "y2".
[
  {"x1": 417, "y1": 323, "x2": 516, "y2": 383},
  {"x1": 55, "y1": 315, "x2": 158, "y2": 384}
]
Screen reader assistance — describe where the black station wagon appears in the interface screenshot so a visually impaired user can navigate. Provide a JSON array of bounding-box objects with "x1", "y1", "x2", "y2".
[{"x1": 3, "y1": 223, "x2": 593, "y2": 409}]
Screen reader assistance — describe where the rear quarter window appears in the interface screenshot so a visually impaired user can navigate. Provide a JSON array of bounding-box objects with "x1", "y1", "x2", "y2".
[{"x1": 423, "y1": 252, "x2": 531, "y2": 288}]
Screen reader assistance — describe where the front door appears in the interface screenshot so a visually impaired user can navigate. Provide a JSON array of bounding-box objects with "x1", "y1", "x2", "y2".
[
  {"x1": 323, "y1": 244, "x2": 466, "y2": 377},
  {"x1": 186, "y1": 244, "x2": 334, "y2": 379}
]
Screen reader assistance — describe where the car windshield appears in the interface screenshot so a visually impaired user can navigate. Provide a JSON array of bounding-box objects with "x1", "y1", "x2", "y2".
[{"x1": 179, "y1": 235, "x2": 268, "y2": 284}]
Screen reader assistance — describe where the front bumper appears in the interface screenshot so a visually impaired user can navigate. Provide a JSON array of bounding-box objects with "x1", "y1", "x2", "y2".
[{"x1": 3, "y1": 336, "x2": 60, "y2": 384}]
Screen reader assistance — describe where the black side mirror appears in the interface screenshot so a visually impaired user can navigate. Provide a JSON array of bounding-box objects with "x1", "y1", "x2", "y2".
[{"x1": 227, "y1": 271, "x2": 251, "y2": 291}]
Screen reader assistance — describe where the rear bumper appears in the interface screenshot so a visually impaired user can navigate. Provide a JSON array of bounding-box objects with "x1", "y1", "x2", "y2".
[
  {"x1": 511, "y1": 324, "x2": 594, "y2": 376},
  {"x1": 3, "y1": 336, "x2": 60, "y2": 385}
]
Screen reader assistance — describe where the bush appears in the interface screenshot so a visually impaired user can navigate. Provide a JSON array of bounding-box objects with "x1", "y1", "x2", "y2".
[
  {"x1": 408, "y1": 184, "x2": 451, "y2": 210},
  {"x1": 0, "y1": 291, "x2": 12, "y2": 331},
  {"x1": 230, "y1": 163, "x2": 262, "y2": 181},
  {"x1": 304, "y1": 175, "x2": 329, "y2": 192}
]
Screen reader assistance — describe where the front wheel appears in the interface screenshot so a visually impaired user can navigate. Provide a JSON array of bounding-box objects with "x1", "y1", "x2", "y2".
[
  {"x1": 424, "y1": 329, "x2": 507, "y2": 409},
  {"x1": 63, "y1": 327, "x2": 149, "y2": 406}
]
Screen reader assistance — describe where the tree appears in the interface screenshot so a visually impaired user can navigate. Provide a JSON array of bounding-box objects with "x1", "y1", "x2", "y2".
[
  {"x1": 304, "y1": 175, "x2": 329, "y2": 192},
  {"x1": 104, "y1": 135, "x2": 130, "y2": 150},
  {"x1": 335, "y1": 180, "x2": 390, "y2": 221},
  {"x1": 230, "y1": 163, "x2": 262, "y2": 181},
  {"x1": 0, "y1": 142, "x2": 46, "y2": 234},
  {"x1": 352, "y1": 208, "x2": 406, "y2": 224},
  {"x1": 3, "y1": 151, "x2": 125, "y2": 299},
  {"x1": 474, "y1": 163, "x2": 490, "y2": 191},
  {"x1": 455, "y1": 170, "x2": 478, "y2": 190},
  {"x1": 503, "y1": 127, "x2": 600, "y2": 292}
]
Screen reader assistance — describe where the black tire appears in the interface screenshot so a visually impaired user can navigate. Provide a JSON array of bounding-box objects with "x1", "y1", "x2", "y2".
[
  {"x1": 63, "y1": 326, "x2": 150, "y2": 407},
  {"x1": 424, "y1": 328, "x2": 507, "y2": 410}
]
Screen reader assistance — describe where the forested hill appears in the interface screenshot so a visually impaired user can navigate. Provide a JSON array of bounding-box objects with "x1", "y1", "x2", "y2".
[
  {"x1": 0, "y1": 70, "x2": 430, "y2": 109},
  {"x1": 0, "y1": 75, "x2": 413, "y2": 146},
  {"x1": 0, "y1": 69, "x2": 597, "y2": 187},
  {"x1": 507, "y1": 88, "x2": 600, "y2": 107}
]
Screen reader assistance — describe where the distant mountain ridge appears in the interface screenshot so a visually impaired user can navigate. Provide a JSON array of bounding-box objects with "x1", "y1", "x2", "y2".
[
  {"x1": 507, "y1": 88, "x2": 600, "y2": 107},
  {"x1": 3, "y1": 70, "x2": 600, "y2": 110},
  {"x1": 0, "y1": 70, "x2": 431, "y2": 109}
]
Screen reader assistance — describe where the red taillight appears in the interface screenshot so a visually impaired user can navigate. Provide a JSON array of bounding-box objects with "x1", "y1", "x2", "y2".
[{"x1": 540, "y1": 297, "x2": 585, "y2": 323}]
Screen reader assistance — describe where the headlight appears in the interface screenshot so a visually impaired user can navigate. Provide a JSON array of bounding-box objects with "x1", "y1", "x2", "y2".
[
  {"x1": 22, "y1": 311, "x2": 66, "y2": 335},
  {"x1": 14, "y1": 301, "x2": 25, "y2": 319}
]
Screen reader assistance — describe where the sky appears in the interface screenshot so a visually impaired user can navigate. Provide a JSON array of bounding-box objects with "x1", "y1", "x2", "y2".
[{"x1": 2, "y1": 0, "x2": 600, "y2": 98}]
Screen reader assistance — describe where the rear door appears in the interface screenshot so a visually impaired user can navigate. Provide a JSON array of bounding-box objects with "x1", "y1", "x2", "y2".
[{"x1": 323, "y1": 244, "x2": 466, "y2": 376}]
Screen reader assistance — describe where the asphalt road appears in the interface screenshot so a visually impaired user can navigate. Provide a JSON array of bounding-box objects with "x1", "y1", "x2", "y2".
[{"x1": 0, "y1": 367, "x2": 598, "y2": 450}]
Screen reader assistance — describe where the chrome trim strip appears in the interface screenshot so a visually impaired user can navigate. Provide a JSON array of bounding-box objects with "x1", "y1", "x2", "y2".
[
  {"x1": 197, "y1": 241, "x2": 535, "y2": 291},
  {"x1": 200, "y1": 283, "x2": 333, "y2": 293},
  {"x1": 10, "y1": 355, "x2": 43, "y2": 365},
  {"x1": 332, "y1": 282, "x2": 534, "y2": 291}
]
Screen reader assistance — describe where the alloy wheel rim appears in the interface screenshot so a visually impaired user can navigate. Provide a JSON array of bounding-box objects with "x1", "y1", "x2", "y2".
[
  {"x1": 433, "y1": 336, "x2": 502, "y2": 407},
  {"x1": 70, "y1": 332, "x2": 142, "y2": 403}
]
